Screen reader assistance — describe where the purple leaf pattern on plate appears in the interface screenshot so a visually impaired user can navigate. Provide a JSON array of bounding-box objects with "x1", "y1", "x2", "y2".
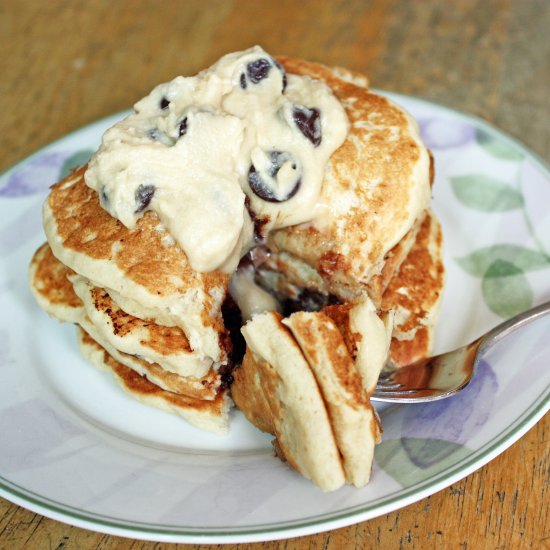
[
  {"x1": 376, "y1": 361, "x2": 498, "y2": 486},
  {"x1": 400, "y1": 360, "x2": 498, "y2": 444},
  {"x1": 0, "y1": 149, "x2": 92, "y2": 198},
  {"x1": 418, "y1": 118, "x2": 475, "y2": 150}
]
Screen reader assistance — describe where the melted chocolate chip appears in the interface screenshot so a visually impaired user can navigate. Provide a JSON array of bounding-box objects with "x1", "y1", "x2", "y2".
[
  {"x1": 134, "y1": 184, "x2": 155, "y2": 213},
  {"x1": 274, "y1": 60, "x2": 287, "y2": 93},
  {"x1": 148, "y1": 128, "x2": 161, "y2": 141},
  {"x1": 178, "y1": 117, "x2": 188, "y2": 138},
  {"x1": 282, "y1": 288, "x2": 341, "y2": 316},
  {"x1": 100, "y1": 186, "x2": 109, "y2": 206},
  {"x1": 244, "y1": 196, "x2": 270, "y2": 242},
  {"x1": 221, "y1": 293, "x2": 246, "y2": 373},
  {"x1": 293, "y1": 106, "x2": 322, "y2": 147},
  {"x1": 247, "y1": 58, "x2": 272, "y2": 84},
  {"x1": 239, "y1": 73, "x2": 247, "y2": 89},
  {"x1": 248, "y1": 150, "x2": 301, "y2": 203},
  {"x1": 218, "y1": 363, "x2": 235, "y2": 391},
  {"x1": 160, "y1": 97, "x2": 170, "y2": 110}
]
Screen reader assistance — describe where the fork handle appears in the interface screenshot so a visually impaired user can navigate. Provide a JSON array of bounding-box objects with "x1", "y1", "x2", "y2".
[{"x1": 477, "y1": 300, "x2": 550, "y2": 359}]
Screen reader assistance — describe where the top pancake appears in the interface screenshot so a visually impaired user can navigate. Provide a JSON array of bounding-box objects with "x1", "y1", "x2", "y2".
[
  {"x1": 43, "y1": 166, "x2": 231, "y2": 363},
  {"x1": 270, "y1": 57, "x2": 431, "y2": 292}
]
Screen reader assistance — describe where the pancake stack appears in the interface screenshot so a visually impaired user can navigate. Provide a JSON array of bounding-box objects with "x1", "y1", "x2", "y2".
[
  {"x1": 31, "y1": 166, "x2": 234, "y2": 433},
  {"x1": 30, "y1": 49, "x2": 445, "y2": 489}
]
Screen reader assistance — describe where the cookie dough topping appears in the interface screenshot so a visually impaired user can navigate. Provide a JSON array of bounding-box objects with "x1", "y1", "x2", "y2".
[{"x1": 85, "y1": 46, "x2": 349, "y2": 272}]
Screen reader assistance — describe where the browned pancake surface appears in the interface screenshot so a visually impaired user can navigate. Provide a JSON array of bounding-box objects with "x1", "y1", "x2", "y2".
[
  {"x1": 46, "y1": 166, "x2": 230, "y2": 335},
  {"x1": 30, "y1": 242, "x2": 222, "y2": 400},
  {"x1": 381, "y1": 211, "x2": 444, "y2": 366},
  {"x1": 30, "y1": 243, "x2": 80, "y2": 309},
  {"x1": 271, "y1": 57, "x2": 430, "y2": 287}
]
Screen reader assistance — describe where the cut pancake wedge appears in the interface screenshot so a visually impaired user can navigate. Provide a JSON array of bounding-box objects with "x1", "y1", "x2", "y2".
[
  {"x1": 233, "y1": 307, "x2": 387, "y2": 491},
  {"x1": 233, "y1": 312, "x2": 346, "y2": 491},
  {"x1": 284, "y1": 311, "x2": 381, "y2": 487}
]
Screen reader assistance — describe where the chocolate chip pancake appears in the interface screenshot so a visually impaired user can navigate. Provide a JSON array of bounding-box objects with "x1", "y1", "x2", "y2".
[{"x1": 30, "y1": 47, "x2": 445, "y2": 490}]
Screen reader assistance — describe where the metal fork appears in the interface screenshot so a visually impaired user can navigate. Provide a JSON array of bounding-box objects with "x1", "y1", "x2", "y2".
[{"x1": 371, "y1": 300, "x2": 550, "y2": 403}]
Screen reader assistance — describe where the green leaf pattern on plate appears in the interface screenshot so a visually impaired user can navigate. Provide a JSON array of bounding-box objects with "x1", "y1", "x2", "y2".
[
  {"x1": 481, "y1": 260, "x2": 534, "y2": 317},
  {"x1": 457, "y1": 245, "x2": 550, "y2": 276},
  {"x1": 453, "y1": 128, "x2": 549, "y2": 317},
  {"x1": 476, "y1": 129, "x2": 525, "y2": 161},
  {"x1": 450, "y1": 175, "x2": 523, "y2": 212}
]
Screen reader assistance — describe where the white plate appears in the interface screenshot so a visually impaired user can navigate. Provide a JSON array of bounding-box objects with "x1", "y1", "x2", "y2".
[{"x1": 0, "y1": 93, "x2": 549, "y2": 544}]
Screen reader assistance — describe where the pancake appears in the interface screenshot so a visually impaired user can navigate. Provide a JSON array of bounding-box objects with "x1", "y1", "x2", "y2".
[
  {"x1": 381, "y1": 210, "x2": 445, "y2": 367},
  {"x1": 30, "y1": 50, "x2": 445, "y2": 487},
  {"x1": 76, "y1": 314, "x2": 221, "y2": 400},
  {"x1": 254, "y1": 214, "x2": 423, "y2": 312},
  {"x1": 252, "y1": 209, "x2": 444, "y2": 372},
  {"x1": 233, "y1": 311, "x2": 346, "y2": 491},
  {"x1": 77, "y1": 328, "x2": 231, "y2": 434},
  {"x1": 30, "y1": 243, "x2": 224, "y2": 401},
  {"x1": 70, "y1": 274, "x2": 213, "y2": 378},
  {"x1": 29, "y1": 243, "x2": 82, "y2": 324},
  {"x1": 43, "y1": 166, "x2": 231, "y2": 364},
  {"x1": 233, "y1": 306, "x2": 386, "y2": 490},
  {"x1": 265, "y1": 57, "x2": 431, "y2": 299},
  {"x1": 283, "y1": 311, "x2": 381, "y2": 487}
]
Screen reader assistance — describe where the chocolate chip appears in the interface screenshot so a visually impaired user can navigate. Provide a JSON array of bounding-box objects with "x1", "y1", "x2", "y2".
[
  {"x1": 282, "y1": 289, "x2": 341, "y2": 316},
  {"x1": 134, "y1": 184, "x2": 155, "y2": 213},
  {"x1": 100, "y1": 186, "x2": 109, "y2": 206},
  {"x1": 160, "y1": 97, "x2": 170, "y2": 110},
  {"x1": 148, "y1": 128, "x2": 161, "y2": 141},
  {"x1": 246, "y1": 58, "x2": 272, "y2": 84},
  {"x1": 274, "y1": 60, "x2": 287, "y2": 92},
  {"x1": 248, "y1": 150, "x2": 301, "y2": 203},
  {"x1": 177, "y1": 117, "x2": 188, "y2": 138},
  {"x1": 268, "y1": 151, "x2": 296, "y2": 176},
  {"x1": 293, "y1": 106, "x2": 322, "y2": 147},
  {"x1": 239, "y1": 73, "x2": 247, "y2": 89},
  {"x1": 248, "y1": 166, "x2": 301, "y2": 203},
  {"x1": 221, "y1": 293, "x2": 246, "y2": 369}
]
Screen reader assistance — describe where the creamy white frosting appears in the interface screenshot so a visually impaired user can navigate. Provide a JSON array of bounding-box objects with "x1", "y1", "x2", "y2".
[
  {"x1": 85, "y1": 46, "x2": 348, "y2": 273},
  {"x1": 229, "y1": 265, "x2": 280, "y2": 322}
]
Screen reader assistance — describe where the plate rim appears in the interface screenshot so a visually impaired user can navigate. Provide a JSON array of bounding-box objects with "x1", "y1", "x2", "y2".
[
  {"x1": 0, "y1": 388, "x2": 548, "y2": 543},
  {"x1": 1, "y1": 91, "x2": 549, "y2": 543}
]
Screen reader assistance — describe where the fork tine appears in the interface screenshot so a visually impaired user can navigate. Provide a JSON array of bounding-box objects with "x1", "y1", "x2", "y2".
[
  {"x1": 374, "y1": 388, "x2": 418, "y2": 395},
  {"x1": 375, "y1": 381, "x2": 402, "y2": 389}
]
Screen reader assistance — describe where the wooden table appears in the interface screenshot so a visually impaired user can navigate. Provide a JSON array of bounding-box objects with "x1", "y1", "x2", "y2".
[{"x1": 1, "y1": 1, "x2": 548, "y2": 548}]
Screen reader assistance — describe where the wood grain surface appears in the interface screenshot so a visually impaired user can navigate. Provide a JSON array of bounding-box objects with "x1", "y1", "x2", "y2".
[{"x1": 1, "y1": 1, "x2": 549, "y2": 548}]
